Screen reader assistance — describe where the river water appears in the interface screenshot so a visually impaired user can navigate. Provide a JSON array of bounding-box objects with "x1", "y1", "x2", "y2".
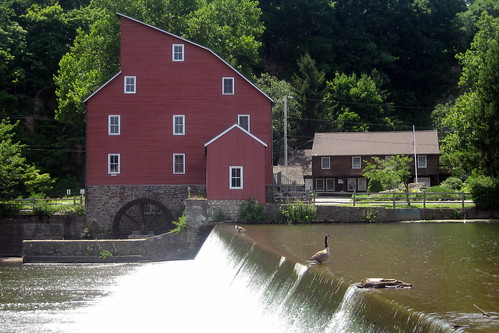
[{"x1": 0, "y1": 222, "x2": 497, "y2": 332}]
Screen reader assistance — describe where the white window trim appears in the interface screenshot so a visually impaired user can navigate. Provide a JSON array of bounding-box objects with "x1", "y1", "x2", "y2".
[
  {"x1": 173, "y1": 115, "x2": 185, "y2": 135},
  {"x1": 172, "y1": 44, "x2": 184, "y2": 61},
  {"x1": 417, "y1": 155, "x2": 428, "y2": 168},
  {"x1": 108, "y1": 115, "x2": 120, "y2": 135},
  {"x1": 352, "y1": 156, "x2": 362, "y2": 169},
  {"x1": 108, "y1": 153, "x2": 120, "y2": 175},
  {"x1": 238, "y1": 114, "x2": 250, "y2": 132},
  {"x1": 326, "y1": 178, "x2": 335, "y2": 191},
  {"x1": 315, "y1": 178, "x2": 325, "y2": 191},
  {"x1": 124, "y1": 76, "x2": 136, "y2": 94},
  {"x1": 321, "y1": 157, "x2": 330, "y2": 170},
  {"x1": 173, "y1": 153, "x2": 185, "y2": 174},
  {"x1": 229, "y1": 166, "x2": 243, "y2": 189},
  {"x1": 222, "y1": 77, "x2": 234, "y2": 95}
]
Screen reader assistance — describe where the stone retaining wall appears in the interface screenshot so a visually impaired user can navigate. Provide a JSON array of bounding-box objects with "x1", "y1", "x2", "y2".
[
  {"x1": 22, "y1": 224, "x2": 214, "y2": 263},
  {"x1": 0, "y1": 215, "x2": 86, "y2": 257},
  {"x1": 86, "y1": 184, "x2": 206, "y2": 233}
]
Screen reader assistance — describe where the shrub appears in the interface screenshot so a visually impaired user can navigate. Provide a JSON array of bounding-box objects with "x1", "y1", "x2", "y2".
[
  {"x1": 99, "y1": 250, "x2": 113, "y2": 260},
  {"x1": 468, "y1": 176, "x2": 499, "y2": 210},
  {"x1": 0, "y1": 203, "x2": 21, "y2": 215},
  {"x1": 32, "y1": 199, "x2": 57, "y2": 216},
  {"x1": 213, "y1": 208, "x2": 230, "y2": 222},
  {"x1": 239, "y1": 197, "x2": 265, "y2": 223},
  {"x1": 440, "y1": 177, "x2": 464, "y2": 190},
  {"x1": 367, "y1": 179, "x2": 383, "y2": 192},
  {"x1": 278, "y1": 201, "x2": 316, "y2": 223},
  {"x1": 172, "y1": 211, "x2": 188, "y2": 233}
]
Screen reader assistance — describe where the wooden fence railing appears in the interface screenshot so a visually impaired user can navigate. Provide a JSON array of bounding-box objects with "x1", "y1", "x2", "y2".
[{"x1": 351, "y1": 191, "x2": 471, "y2": 208}]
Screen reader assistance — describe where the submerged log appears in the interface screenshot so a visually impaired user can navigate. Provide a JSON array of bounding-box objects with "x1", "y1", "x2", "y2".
[{"x1": 356, "y1": 278, "x2": 413, "y2": 289}]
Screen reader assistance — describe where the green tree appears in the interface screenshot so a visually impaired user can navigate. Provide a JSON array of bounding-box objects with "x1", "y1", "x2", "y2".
[
  {"x1": 363, "y1": 155, "x2": 412, "y2": 205},
  {"x1": 185, "y1": 0, "x2": 264, "y2": 77},
  {"x1": 323, "y1": 72, "x2": 397, "y2": 132},
  {"x1": 256, "y1": 74, "x2": 296, "y2": 164},
  {"x1": 0, "y1": 119, "x2": 53, "y2": 199},
  {"x1": 292, "y1": 53, "x2": 327, "y2": 146},
  {"x1": 438, "y1": 14, "x2": 499, "y2": 178}
]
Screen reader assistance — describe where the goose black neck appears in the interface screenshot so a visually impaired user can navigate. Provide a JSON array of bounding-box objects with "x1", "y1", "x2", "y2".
[{"x1": 324, "y1": 235, "x2": 329, "y2": 248}]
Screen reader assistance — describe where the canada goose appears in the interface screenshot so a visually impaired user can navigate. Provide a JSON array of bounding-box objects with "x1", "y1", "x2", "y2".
[
  {"x1": 308, "y1": 234, "x2": 330, "y2": 264},
  {"x1": 235, "y1": 224, "x2": 246, "y2": 232}
]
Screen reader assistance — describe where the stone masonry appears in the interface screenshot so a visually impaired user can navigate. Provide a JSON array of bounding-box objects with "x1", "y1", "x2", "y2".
[{"x1": 86, "y1": 184, "x2": 206, "y2": 235}]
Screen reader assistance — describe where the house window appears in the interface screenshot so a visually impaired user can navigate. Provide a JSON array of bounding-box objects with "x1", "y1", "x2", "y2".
[
  {"x1": 172, "y1": 44, "x2": 184, "y2": 61},
  {"x1": 108, "y1": 115, "x2": 120, "y2": 135},
  {"x1": 173, "y1": 115, "x2": 185, "y2": 135},
  {"x1": 326, "y1": 178, "x2": 335, "y2": 191},
  {"x1": 417, "y1": 155, "x2": 427, "y2": 168},
  {"x1": 352, "y1": 156, "x2": 361, "y2": 169},
  {"x1": 358, "y1": 178, "x2": 367, "y2": 191},
  {"x1": 124, "y1": 76, "x2": 136, "y2": 94},
  {"x1": 238, "y1": 115, "x2": 250, "y2": 131},
  {"x1": 315, "y1": 178, "x2": 325, "y2": 191},
  {"x1": 321, "y1": 157, "x2": 330, "y2": 169},
  {"x1": 347, "y1": 178, "x2": 357, "y2": 191},
  {"x1": 108, "y1": 154, "x2": 120, "y2": 175},
  {"x1": 173, "y1": 154, "x2": 185, "y2": 174},
  {"x1": 222, "y1": 77, "x2": 234, "y2": 95},
  {"x1": 230, "y1": 166, "x2": 243, "y2": 189}
]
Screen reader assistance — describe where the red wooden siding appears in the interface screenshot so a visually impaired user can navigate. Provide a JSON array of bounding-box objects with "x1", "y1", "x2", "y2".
[
  {"x1": 86, "y1": 14, "x2": 273, "y2": 192},
  {"x1": 205, "y1": 126, "x2": 267, "y2": 203}
]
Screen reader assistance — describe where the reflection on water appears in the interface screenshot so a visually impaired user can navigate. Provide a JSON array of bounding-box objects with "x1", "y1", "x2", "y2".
[{"x1": 0, "y1": 223, "x2": 497, "y2": 332}]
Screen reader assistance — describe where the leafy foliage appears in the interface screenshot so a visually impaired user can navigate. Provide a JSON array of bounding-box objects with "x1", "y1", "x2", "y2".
[
  {"x1": 363, "y1": 155, "x2": 412, "y2": 192},
  {"x1": 239, "y1": 197, "x2": 265, "y2": 223},
  {"x1": 468, "y1": 176, "x2": 499, "y2": 210},
  {"x1": 278, "y1": 201, "x2": 317, "y2": 224},
  {"x1": 437, "y1": 14, "x2": 499, "y2": 179},
  {"x1": 0, "y1": 119, "x2": 53, "y2": 199},
  {"x1": 172, "y1": 211, "x2": 188, "y2": 233}
]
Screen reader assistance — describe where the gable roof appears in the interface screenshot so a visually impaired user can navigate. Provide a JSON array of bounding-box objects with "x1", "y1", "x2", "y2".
[
  {"x1": 85, "y1": 13, "x2": 273, "y2": 103},
  {"x1": 311, "y1": 130, "x2": 440, "y2": 156},
  {"x1": 204, "y1": 124, "x2": 268, "y2": 148}
]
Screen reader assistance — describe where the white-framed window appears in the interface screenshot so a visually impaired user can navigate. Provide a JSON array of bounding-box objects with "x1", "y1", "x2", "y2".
[
  {"x1": 173, "y1": 115, "x2": 185, "y2": 135},
  {"x1": 315, "y1": 178, "x2": 325, "y2": 191},
  {"x1": 124, "y1": 76, "x2": 136, "y2": 94},
  {"x1": 417, "y1": 155, "x2": 427, "y2": 168},
  {"x1": 418, "y1": 177, "x2": 431, "y2": 188},
  {"x1": 230, "y1": 166, "x2": 243, "y2": 189},
  {"x1": 108, "y1": 154, "x2": 120, "y2": 175},
  {"x1": 172, "y1": 44, "x2": 184, "y2": 61},
  {"x1": 352, "y1": 156, "x2": 362, "y2": 169},
  {"x1": 222, "y1": 77, "x2": 234, "y2": 95},
  {"x1": 358, "y1": 178, "x2": 367, "y2": 191},
  {"x1": 238, "y1": 115, "x2": 250, "y2": 131},
  {"x1": 108, "y1": 115, "x2": 120, "y2": 135},
  {"x1": 347, "y1": 178, "x2": 357, "y2": 191},
  {"x1": 326, "y1": 178, "x2": 335, "y2": 191},
  {"x1": 321, "y1": 157, "x2": 330, "y2": 169},
  {"x1": 173, "y1": 153, "x2": 185, "y2": 174}
]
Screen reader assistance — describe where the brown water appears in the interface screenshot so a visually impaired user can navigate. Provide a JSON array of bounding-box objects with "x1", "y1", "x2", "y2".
[
  {"x1": 0, "y1": 222, "x2": 497, "y2": 332},
  {"x1": 241, "y1": 222, "x2": 499, "y2": 332}
]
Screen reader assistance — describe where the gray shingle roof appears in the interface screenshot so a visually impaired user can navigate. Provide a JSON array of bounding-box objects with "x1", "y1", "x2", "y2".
[{"x1": 311, "y1": 130, "x2": 440, "y2": 156}]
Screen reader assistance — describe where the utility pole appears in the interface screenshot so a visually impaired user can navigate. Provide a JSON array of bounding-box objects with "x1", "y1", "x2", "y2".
[
  {"x1": 283, "y1": 96, "x2": 292, "y2": 166},
  {"x1": 413, "y1": 125, "x2": 418, "y2": 184}
]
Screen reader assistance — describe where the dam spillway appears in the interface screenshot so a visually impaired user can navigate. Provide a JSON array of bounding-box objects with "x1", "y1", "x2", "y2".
[{"x1": 0, "y1": 223, "x2": 498, "y2": 332}]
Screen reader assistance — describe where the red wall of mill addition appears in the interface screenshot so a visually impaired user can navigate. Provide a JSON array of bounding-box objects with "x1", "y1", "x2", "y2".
[{"x1": 86, "y1": 15, "x2": 273, "y2": 191}]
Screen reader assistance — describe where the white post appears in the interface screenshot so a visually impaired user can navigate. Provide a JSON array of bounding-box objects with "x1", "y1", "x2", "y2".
[{"x1": 413, "y1": 125, "x2": 418, "y2": 184}]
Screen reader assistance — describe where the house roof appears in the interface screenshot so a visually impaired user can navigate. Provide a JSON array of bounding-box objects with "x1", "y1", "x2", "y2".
[
  {"x1": 84, "y1": 13, "x2": 273, "y2": 103},
  {"x1": 204, "y1": 124, "x2": 268, "y2": 148},
  {"x1": 311, "y1": 130, "x2": 440, "y2": 156}
]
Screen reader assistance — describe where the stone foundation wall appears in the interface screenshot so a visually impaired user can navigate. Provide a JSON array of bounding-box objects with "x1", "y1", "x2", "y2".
[
  {"x1": 0, "y1": 215, "x2": 86, "y2": 257},
  {"x1": 86, "y1": 184, "x2": 206, "y2": 233}
]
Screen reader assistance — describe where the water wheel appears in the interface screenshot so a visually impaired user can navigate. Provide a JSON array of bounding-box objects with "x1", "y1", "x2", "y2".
[{"x1": 112, "y1": 198, "x2": 175, "y2": 238}]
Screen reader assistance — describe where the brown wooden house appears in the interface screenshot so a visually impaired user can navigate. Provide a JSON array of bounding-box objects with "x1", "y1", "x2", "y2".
[{"x1": 310, "y1": 131, "x2": 440, "y2": 193}]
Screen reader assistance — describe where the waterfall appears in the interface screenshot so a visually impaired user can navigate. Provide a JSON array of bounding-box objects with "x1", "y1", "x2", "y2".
[{"x1": 61, "y1": 226, "x2": 452, "y2": 333}]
